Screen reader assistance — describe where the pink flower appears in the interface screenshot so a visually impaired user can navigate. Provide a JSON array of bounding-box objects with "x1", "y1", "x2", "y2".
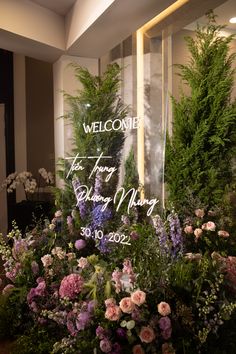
[
  {"x1": 119, "y1": 297, "x2": 135, "y2": 314},
  {"x1": 41, "y1": 254, "x2": 53, "y2": 267},
  {"x1": 194, "y1": 228, "x2": 203, "y2": 239},
  {"x1": 157, "y1": 301, "x2": 171, "y2": 316},
  {"x1": 2, "y1": 284, "x2": 14, "y2": 296},
  {"x1": 59, "y1": 274, "x2": 84, "y2": 299},
  {"x1": 100, "y1": 338, "x2": 112, "y2": 353},
  {"x1": 105, "y1": 298, "x2": 116, "y2": 307},
  {"x1": 184, "y1": 225, "x2": 193, "y2": 234},
  {"x1": 195, "y1": 209, "x2": 205, "y2": 218},
  {"x1": 202, "y1": 221, "x2": 216, "y2": 231},
  {"x1": 132, "y1": 344, "x2": 145, "y2": 354},
  {"x1": 218, "y1": 230, "x2": 229, "y2": 238},
  {"x1": 131, "y1": 289, "x2": 146, "y2": 306},
  {"x1": 77, "y1": 257, "x2": 88, "y2": 269},
  {"x1": 105, "y1": 304, "x2": 121, "y2": 321},
  {"x1": 55, "y1": 210, "x2": 62, "y2": 218},
  {"x1": 139, "y1": 326, "x2": 155, "y2": 343}
]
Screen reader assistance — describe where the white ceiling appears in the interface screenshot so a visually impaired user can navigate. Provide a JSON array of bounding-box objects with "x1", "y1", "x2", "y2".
[
  {"x1": 196, "y1": 0, "x2": 236, "y2": 33},
  {"x1": 29, "y1": 0, "x2": 77, "y2": 15}
]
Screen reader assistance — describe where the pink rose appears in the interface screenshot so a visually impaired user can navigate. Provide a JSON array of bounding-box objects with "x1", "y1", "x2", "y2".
[
  {"x1": 202, "y1": 221, "x2": 216, "y2": 231},
  {"x1": 132, "y1": 344, "x2": 145, "y2": 354},
  {"x1": 184, "y1": 225, "x2": 193, "y2": 234},
  {"x1": 105, "y1": 298, "x2": 116, "y2": 307},
  {"x1": 194, "y1": 228, "x2": 203, "y2": 239},
  {"x1": 218, "y1": 230, "x2": 229, "y2": 238},
  {"x1": 105, "y1": 305, "x2": 121, "y2": 321},
  {"x1": 195, "y1": 209, "x2": 205, "y2": 218},
  {"x1": 157, "y1": 301, "x2": 171, "y2": 316},
  {"x1": 139, "y1": 326, "x2": 155, "y2": 343},
  {"x1": 77, "y1": 257, "x2": 88, "y2": 269},
  {"x1": 131, "y1": 290, "x2": 146, "y2": 306},
  {"x1": 119, "y1": 297, "x2": 135, "y2": 314}
]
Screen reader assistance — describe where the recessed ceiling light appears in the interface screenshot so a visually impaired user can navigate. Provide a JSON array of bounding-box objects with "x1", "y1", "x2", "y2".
[{"x1": 229, "y1": 17, "x2": 236, "y2": 24}]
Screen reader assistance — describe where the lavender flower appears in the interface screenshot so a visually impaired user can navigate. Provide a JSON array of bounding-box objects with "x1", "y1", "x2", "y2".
[
  {"x1": 167, "y1": 212, "x2": 183, "y2": 257},
  {"x1": 94, "y1": 171, "x2": 102, "y2": 200},
  {"x1": 152, "y1": 215, "x2": 169, "y2": 255},
  {"x1": 91, "y1": 204, "x2": 112, "y2": 230},
  {"x1": 97, "y1": 235, "x2": 111, "y2": 254},
  {"x1": 72, "y1": 178, "x2": 87, "y2": 220},
  {"x1": 76, "y1": 311, "x2": 91, "y2": 331}
]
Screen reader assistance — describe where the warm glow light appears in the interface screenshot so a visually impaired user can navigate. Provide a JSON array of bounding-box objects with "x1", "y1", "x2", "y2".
[
  {"x1": 229, "y1": 17, "x2": 236, "y2": 24},
  {"x1": 136, "y1": 0, "x2": 188, "y2": 199}
]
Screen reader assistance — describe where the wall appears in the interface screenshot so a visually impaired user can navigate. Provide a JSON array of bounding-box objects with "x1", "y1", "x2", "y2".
[{"x1": 26, "y1": 57, "x2": 55, "y2": 177}]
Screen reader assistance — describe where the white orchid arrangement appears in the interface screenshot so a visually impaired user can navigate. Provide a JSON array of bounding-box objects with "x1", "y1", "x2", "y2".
[{"x1": 0, "y1": 168, "x2": 54, "y2": 199}]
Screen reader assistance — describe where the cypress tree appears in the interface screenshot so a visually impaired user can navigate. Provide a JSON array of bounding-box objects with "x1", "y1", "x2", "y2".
[{"x1": 165, "y1": 12, "x2": 236, "y2": 214}]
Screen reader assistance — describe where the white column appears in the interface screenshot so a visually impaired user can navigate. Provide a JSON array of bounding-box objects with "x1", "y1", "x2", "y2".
[
  {"x1": 14, "y1": 53, "x2": 27, "y2": 202},
  {"x1": 53, "y1": 55, "x2": 98, "y2": 186}
]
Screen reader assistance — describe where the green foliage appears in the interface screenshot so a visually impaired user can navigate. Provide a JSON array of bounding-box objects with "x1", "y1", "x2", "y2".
[
  {"x1": 165, "y1": 12, "x2": 236, "y2": 214},
  {"x1": 56, "y1": 63, "x2": 129, "y2": 215}
]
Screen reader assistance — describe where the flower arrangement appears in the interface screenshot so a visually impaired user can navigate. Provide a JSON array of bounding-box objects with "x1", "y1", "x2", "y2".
[
  {"x1": 0, "y1": 204, "x2": 236, "y2": 354},
  {"x1": 0, "y1": 168, "x2": 54, "y2": 200}
]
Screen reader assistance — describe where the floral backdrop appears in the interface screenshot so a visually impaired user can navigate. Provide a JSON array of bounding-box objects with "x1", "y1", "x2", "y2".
[{"x1": 1, "y1": 13, "x2": 236, "y2": 354}]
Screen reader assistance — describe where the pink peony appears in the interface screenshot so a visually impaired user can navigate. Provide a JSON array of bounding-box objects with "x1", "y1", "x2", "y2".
[
  {"x1": 194, "y1": 228, "x2": 203, "y2": 239},
  {"x1": 157, "y1": 301, "x2": 171, "y2": 316},
  {"x1": 132, "y1": 344, "x2": 145, "y2": 354},
  {"x1": 139, "y1": 326, "x2": 155, "y2": 343},
  {"x1": 195, "y1": 209, "x2": 205, "y2": 218},
  {"x1": 100, "y1": 338, "x2": 112, "y2": 353},
  {"x1": 202, "y1": 221, "x2": 216, "y2": 231},
  {"x1": 218, "y1": 230, "x2": 229, "y2": 238},
  {"x1": 105, "y1": 304, "x2": 121, "y2": 321},
  {"x1": 59, "y1": 274, "x2": 84, "y2": 299},
  {"x1": 131, "y1": 289, "x2": 146, "y2": 306},
  {"x1": 119, "y1": 297, "x2": 135, "y2": 313}
]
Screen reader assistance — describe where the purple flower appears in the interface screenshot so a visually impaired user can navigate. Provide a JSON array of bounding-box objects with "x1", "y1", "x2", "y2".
[
  {"x1": 131, "y1": 307, "x2": 141, "y2": 321},
  {"x1": 67, "y1": 311, "x2": 77, "y2": 336},
  {"x1": 152, "y1": 215, "x2": 169, "y2": 254},
  {"x1": 94, "y1": 172, "x2": 102, "y2": 199},
  {"x1": 75, "y1": 239, "x2": 86, "y2": 250},
  {"x1": 97, "y1": 235, "x2": 111, "y2": 254},
  {"x1": 161, "y1": 327, "x2": 172, "y2": 340},
  {"x1": 96, "y1": 326, "x2": 107, "y2": 340},
  {"x1": 159, "y1": 316, "x2": 171, "y2": 331},
  {"x1": 76, "y1": 311, "x2": 91, "y2": 331},
  {"x1": 112, "y1": 342, "x2": 122, "y2": 354},
  {"x1": 91, "y1": 204, "x2": 112, "y2": 230},
  {"x1": 88, "y1": 300, "x2": 97, "y2": 313},
  {"x1": 167, "y1": 212, "x2": 183, "y2": 257},
  {"x1": 130, "y1": 231, "x2": 139, "y2": 240},
  {"x1": 116, "y1": 328, "x2": 126, "y2": 338}
]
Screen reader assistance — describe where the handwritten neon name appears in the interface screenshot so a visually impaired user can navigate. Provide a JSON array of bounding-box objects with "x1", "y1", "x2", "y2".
[{"x1": 73, "y1": 183, "x2": 159, "y2": 217}]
